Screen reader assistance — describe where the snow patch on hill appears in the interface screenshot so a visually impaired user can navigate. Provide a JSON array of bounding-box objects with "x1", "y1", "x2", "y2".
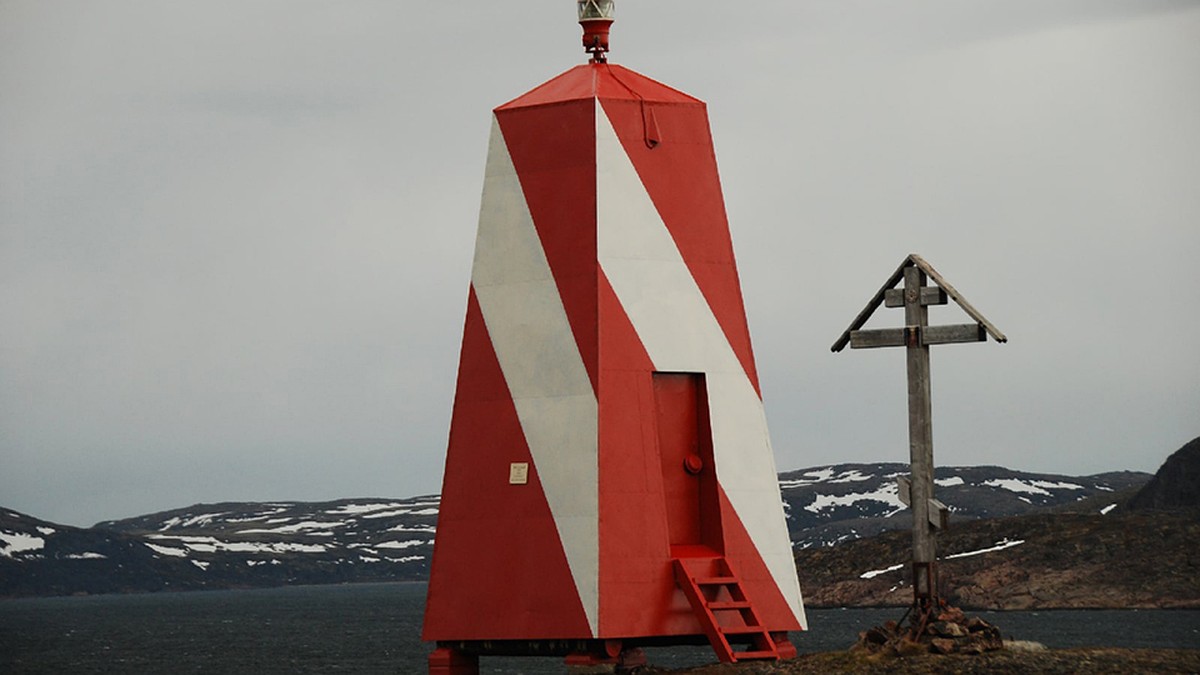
[
  {"x1": 238, "y1": 520, "x2": 346, "y2": 534},
  {"x1": 148, "y1": 534, "x2": 327, "y2": 555},
  {"x1": 0, "y1": 531, "x2": 44, "y2": 557},
  {"x1": 780, "y1": 467, "x2": 873, "y2": 489},
  {"x1": 945, "y1": 538, "x2": 1026, "y2": 559},
  {"x1": 983, "y1": 479, "x2": 1084, "y2": 496},
  {"x1": 145, "y1": 542, "x2": 188, "y2": 557},
  {"x1": 803, "y1": 484, "x2": 906, "y2": 517}
]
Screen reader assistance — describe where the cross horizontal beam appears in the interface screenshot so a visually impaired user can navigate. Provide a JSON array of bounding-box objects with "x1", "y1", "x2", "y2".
[
  {"x1": 924, "y1": 323, "x2": 987, "y2": 345},
  {"x1": 849, "y1": 327, "x2": 908, "y2": 349},
  {"x1": 849, "y1": 323, "x2": 985, "y2": 349}
]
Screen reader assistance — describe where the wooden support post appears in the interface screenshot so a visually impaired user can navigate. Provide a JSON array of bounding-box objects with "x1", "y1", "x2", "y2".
[{"x1": 903, "y1": 266, "x2": 937, "y2": 608}]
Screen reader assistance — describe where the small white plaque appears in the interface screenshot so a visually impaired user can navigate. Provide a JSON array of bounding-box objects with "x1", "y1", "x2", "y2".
[{"x1": 508, "y1": 462, "x2": 529, "y2": 485}]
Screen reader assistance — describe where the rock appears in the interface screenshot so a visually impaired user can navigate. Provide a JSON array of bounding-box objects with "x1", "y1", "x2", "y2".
[
  {"x1": 928, "y1": 621, "x2": 966, "y2": 638},
  {"x1": 972, "y1": 628, "x2": 1005, "y2": 652},
  {"x1": 959, "y1": 642, "x2": 985, "y2": 655},
  {"x1": 929, "y1": 638, "x2": 956, "y2": 655},
  {"x1": 860, "y1": 627, "x2": 889, "y2": 645}
]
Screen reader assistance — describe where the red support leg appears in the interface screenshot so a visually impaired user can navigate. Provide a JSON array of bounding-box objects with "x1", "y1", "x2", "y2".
[
  {"x1": 564, "y1": 643, "x2": 647, "y2": 673},
  {"x1": 428, "y1": 647, "x2": 479, "y2": 675},
  {"x1": 771, "y1": 632, "x2": 798, "y2": 660}
]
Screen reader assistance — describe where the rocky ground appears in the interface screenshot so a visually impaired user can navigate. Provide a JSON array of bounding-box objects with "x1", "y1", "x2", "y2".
[{"x1": 647, "y1": 648, "x2": 1200, "y2": 674}]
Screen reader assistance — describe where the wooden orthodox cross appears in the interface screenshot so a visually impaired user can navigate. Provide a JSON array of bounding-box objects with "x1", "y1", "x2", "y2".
[{"x1": 832, "y1": 254, "x2": 1006, "y2": 617}]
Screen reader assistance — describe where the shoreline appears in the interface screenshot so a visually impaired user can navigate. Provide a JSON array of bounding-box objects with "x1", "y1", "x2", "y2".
[
  {"x1": 804, "y1": 603, "x2": 1200, "y2": 611},
  {"x1": 652, "y1": 647, "x2": 1200, "y2": 674}
]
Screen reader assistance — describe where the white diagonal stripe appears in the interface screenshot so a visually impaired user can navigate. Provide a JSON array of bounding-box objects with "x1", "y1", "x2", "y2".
[
  {"x1": 471, "y1": 115, "x2": 598, "y2": 635},
  {"x1": 594, "y1": 101, "x2": 807, "y2": 628}
]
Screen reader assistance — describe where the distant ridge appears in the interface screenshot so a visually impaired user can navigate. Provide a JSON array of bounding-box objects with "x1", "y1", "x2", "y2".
[
  {"x1": 0, "y1": 463, "x2": 1152, "y2": 599},
  {"x1": 0, "y1": 496, "x2": 439, "y2": 598},
  {"x1": 778, "y1": 463, "x2": 1147, "y2": 548}
]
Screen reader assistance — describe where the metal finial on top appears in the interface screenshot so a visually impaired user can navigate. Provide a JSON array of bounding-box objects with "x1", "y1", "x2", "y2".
[{"x1": 578, "y1": 0, "x2": 614, "y2": 63}]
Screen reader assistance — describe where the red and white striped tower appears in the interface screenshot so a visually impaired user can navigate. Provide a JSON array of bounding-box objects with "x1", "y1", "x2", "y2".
[{"x1": 424, "y1": 6, "x2": 805, "y2": 673}]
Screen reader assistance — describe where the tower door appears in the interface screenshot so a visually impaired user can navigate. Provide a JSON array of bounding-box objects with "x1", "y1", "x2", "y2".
[{"x1": 653, "y1": 372, "x2": 719, "y2": 551}]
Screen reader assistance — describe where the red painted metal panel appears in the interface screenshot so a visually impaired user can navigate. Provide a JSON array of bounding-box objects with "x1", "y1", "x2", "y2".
[
  {"x1": 495, "y1": 100, "x2": 599, "y2": 393},
  {"x1": 596, "y1": 270, "x2": 686, "y2": 637},
  {"x1": 599, "y1": 96, "x2": 762, "y2": 396},
  {"x1": 423, "y1": 290, "x2": 592, "y2": 641}
]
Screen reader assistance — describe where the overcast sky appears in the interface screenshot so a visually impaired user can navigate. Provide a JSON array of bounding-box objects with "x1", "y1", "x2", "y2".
[{"x1": 2, "y1": 1, "x2": 1197, "y2": 528}]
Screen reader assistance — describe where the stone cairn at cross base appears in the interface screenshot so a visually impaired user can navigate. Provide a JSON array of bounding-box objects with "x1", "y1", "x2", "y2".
[{"x1": 853, "y1": 605, "x2": 1003, "y2": 657}]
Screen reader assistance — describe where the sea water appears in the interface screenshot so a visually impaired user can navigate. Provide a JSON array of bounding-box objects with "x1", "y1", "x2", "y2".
[{"x1": 1, "y1": 583, "x2": 1197, "y2": 674}]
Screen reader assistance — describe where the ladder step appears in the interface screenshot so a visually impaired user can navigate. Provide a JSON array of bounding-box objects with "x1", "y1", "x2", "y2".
[
  {"x1": 694, "y1": 576, "x2": 738, "y2": 585},
  {"x1": 720, "y1": 625, "x2": 766, "y2": 635},
  {"x1": 707, "y1": 600, "x2": 752, "y2": 610}
]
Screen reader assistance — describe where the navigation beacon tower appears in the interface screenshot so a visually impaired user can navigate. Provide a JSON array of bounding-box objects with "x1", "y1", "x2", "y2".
[{"x1": 423, "y1": 4, "x2": 806, "y2": 672}]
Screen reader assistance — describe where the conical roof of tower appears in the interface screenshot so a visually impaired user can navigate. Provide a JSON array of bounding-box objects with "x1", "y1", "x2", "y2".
[{"x1": 497, "y1": 63, "x2": 700, "y2": 110}]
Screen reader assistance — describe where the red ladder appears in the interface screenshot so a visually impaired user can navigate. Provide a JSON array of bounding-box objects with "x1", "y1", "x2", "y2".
[{"x1": 672, "y1": 556, "x2": 781, "y2": 663}]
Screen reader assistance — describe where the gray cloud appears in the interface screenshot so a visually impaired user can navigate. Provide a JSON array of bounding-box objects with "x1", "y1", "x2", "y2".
[{"x1": 2, "y1": 1, "x2": 1197, "y2": 527}]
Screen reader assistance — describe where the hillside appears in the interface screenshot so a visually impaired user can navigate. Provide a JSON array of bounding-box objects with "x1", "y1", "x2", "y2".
[
  {"x1": 1127, "y1": 436, "x2": 1200, "y2": 510},
  {"x1": 796, "y1": 437, "x2": 1200, "y2": 609},
  {"x1": 795, "y1": 508, "x2": 1200, "y2": 609}
]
